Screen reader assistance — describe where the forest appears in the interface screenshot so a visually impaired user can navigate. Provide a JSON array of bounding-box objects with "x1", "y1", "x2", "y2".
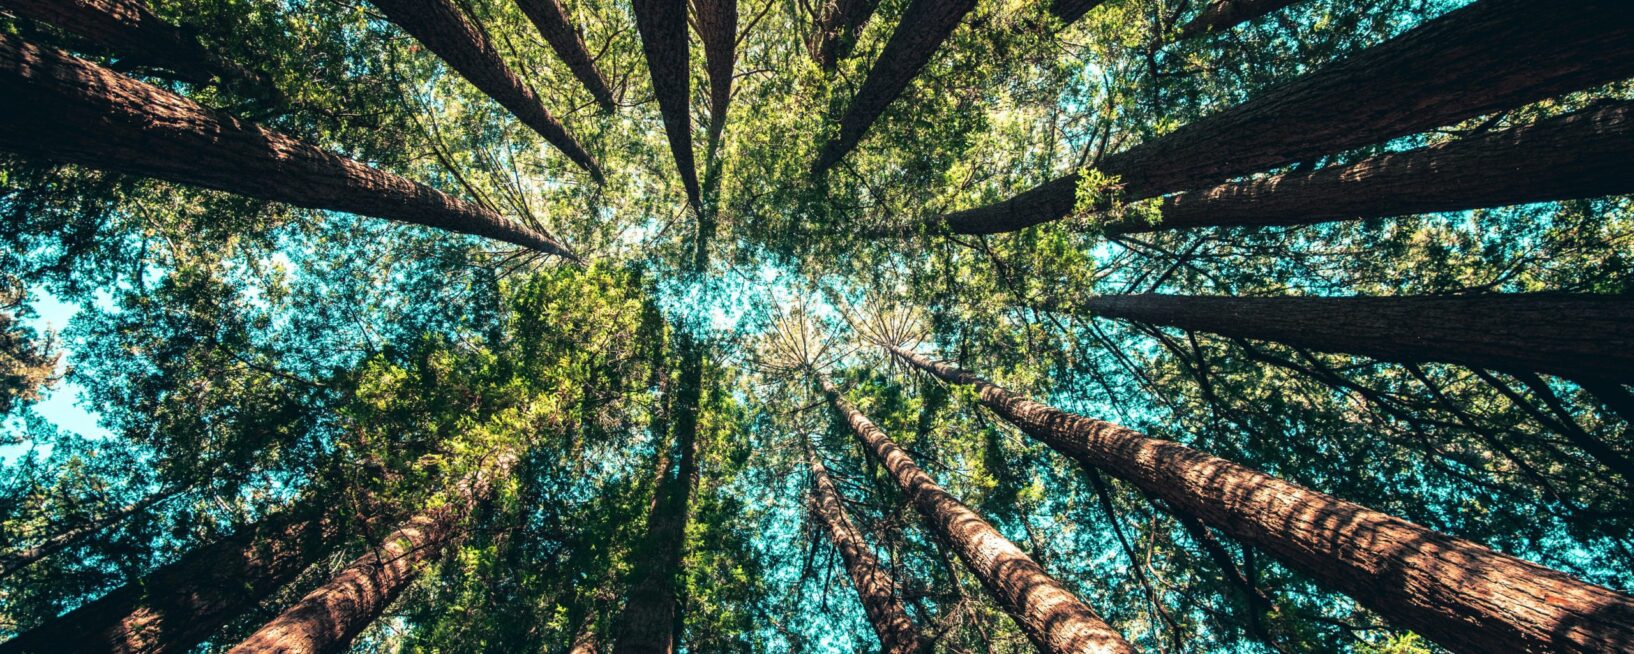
[{"x1": 1, "y1": 0, "x2": 1632, "y2": 651}]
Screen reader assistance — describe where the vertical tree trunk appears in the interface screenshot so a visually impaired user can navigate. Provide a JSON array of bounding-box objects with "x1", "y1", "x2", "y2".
[
  {"x1": 1174, "y1": 0, "x2": 1303, "y2": 40},
  {"x1": 0, "y1": 36, "x2": 580, "y2": 261},
  {"x1": 934, "y1": 0, "x2": 1634, "y2": 235},
  {"x1": 1103, "y1": 101, "x2": 1634, "y2": 235},
  {"x1": 1048, "y1": 0, "x2": 1105, "y2": 26},
  {"x1": 805, "y1": 444, "x2": 922, "y2": 653},
  {"x1": 368, "y1": 0, "x2": 603, "y2": 181},
  {"x1": 633, "y1": 0, "x2": 702, "y2": 207},
  {"x1": 808, "y1": 0, "x2": 880, "y2": 71},
  {"x1": 885, "y1": 345, "x2": 1634, "y2": 654},
  {"x1": 513, "y1": 0, "x2": 616, "y2": 111},
  {"x1": 810, "y1": 0, "x2": 977, "y2": 175},
  {"x1": 0, "y1": 487, "x2": 179, "y2": 581},
  {"x1": 820, "y1": 378, "x2": 1136, "y2": 654},
  {"x1": 691, "y1": 0, "x2": 736, "y2": 157}
]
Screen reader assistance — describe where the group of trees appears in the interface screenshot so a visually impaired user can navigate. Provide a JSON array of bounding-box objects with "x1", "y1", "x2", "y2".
[{"x1": 0, "y1": 0, "x2": 1631, "y2": 652}]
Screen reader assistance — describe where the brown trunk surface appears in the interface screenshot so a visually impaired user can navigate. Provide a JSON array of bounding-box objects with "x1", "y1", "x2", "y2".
[
  {"x1": 368, "y1": 0, "x2": 602, "y2": 180},
  {"x1": 513, "y1": 0, "x2": 615, "y2": 110},
  {"x1": 888, "y1": 345, "x2": 1634, "y2": 654},
  {"x1": 0, "y1": 488, "x2": 179, "y2": 581},
  {"x1": 1105, "y1": 101, "x2": 1634, "y2": 235},
  {"x1": 1048, "y1": 0, "x2": 1105, "y2": 25},
  {"x1": 936, "y1": 0, "x2": 1634, "y2": 235},
  {"x1": 810, "y1": 0, "x2": 977, "y2": 174},
  {"x1": 0, "y1": 36, "x2": 579, "y2": 261},
  {"x1": 691, "y1": 0, "x2": 736, "y2": 156},
  {"x1": 820, "y1": 378, "x2": 1136, "y2": 654},
  {"x1": 808, "y1": 0, "x2": 880, "y2": 71},
  {"x1": 633, "y1": 0, "x2": 702, "y2": 207},
  {"x1": 1175, "y1": 0, "x2": 1303, "y2": 40},
  {"x1": 805, "y1": 445, "x2": 922, "y2": 653}
]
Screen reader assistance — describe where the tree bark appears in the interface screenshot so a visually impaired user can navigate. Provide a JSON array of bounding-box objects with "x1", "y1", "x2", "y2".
[
  {"x1": 0, "y1": 487, "x2": 179, "y2": 581},
  {"x1": 810, "y1": 0, "x2": 977, "y2": 175},
  {"x1": 633, "y1": 0, "x2": 702, "y2": 207},
  {"x1": 1048, "y1": 0, "x2": 1105, "y2": 26},
  {"x1": 1103, "y1": 101, "x2": 1634, "y2": 235},
  {"x1": 691, "y1": 0, "x2": 736, "y2": 157},
  {"x1": 368, "y1": 0, "x2": 603, "y2": 181},
  {"x1": 934, "y1": 0, "x2": 1634, "y2": 235},
  {"x1": 886, "y1": 345, "x2": 1634, "y2": 654},
  {"x1": 1174, "y1": 0, "x2": 1303, "y2": 41},
  {"x1": 0, "y1": 35, "x2": 580, "y2": 261},
  {"x1": 808, "y1": 0, "x2": 880, "y2": 71},
  {"x1": 820, "y1": 377, "x2": 1136, "y2": 654},
  {"x1": 513, "y1": 0, "x2": 615, "y2": 111},
  {"x1": 805, "y1": 444, "x2": 922, "y2": 653},
  {"x1": 0, "y1": 501, "x2": 341, "y2": 654}
]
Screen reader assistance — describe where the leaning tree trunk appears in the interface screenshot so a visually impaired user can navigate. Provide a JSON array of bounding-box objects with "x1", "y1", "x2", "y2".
[
  {"x1": 1047, "y1": 0, "x2": 1105, "y2": 26},
  {"x1": 0, "y1": 500, "x2": 342, "y2": 654},
  {"x1": 513, "y1": 0, "x2": 615, "y2": 110},
  {"x1": 633, "y1": 0, "x2": 702, "y2": 207},
  {"x1": 368, "y1": 0, "x2": 603, "y2": 180},
  {"x1": 810, "y1": 0, "x2": 977, "y2": 175},
  {"x1": 808, "y1": 0, "x2": 880, "y2": 71},
  {"x1": 1103, "y1": 101, "x2": 1634, "y2": 235},
  {"x1": 0, "y1": 36, "x2": 580, "y2": 261},
  {"x1": 886, "y1": 345, "x2": 1634, "y2": 654},
  {"x1": 934, "y1": 0, "x2": 1634, "y2": 235},
  {"x1": 805, "y1": 444, "x2": 922, "y2": 653},
  {"x1": 1174, "y1": 0, "x2": 1304, "y2": 40},
  {"x1": 820, "y1": 378, "x2": 1136, "y2": 654},
  {"x1": 0, "y1": 487, "x2": 179, "y2": 581},
  {"x1": 691, "y1": 0, "x2": 736, "y2": 158}
]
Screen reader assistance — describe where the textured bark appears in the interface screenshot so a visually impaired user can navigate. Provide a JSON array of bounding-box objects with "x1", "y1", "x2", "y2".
[
  {"x1": 808, "y1": 0, "x2": 880, "y2": 71},
  {"x1": 820, "y1": 378, "x2": 1136, "y2": 654},
  {"x1": 513, "y1": 0, "x2": 615, "y2": 110},
  {"x1": 633, "y1": 0, "x2": 702, "y2": 207},
  {"x1": 0, "y1": 36, "x2": 579, "y2": 261},
  {"x1": 368, "y1": 0, "x2": 603, "y2": 180},
  {"x1": 935, "y1": 0, "x2": 1634, "y2": 235},
  {"x1": 1048, "y1": 0, "x2": 1105, "y2": 25},
  {"x1": 810, "y1": 0, "x2": 977, "y2": 174},
  {"x1": 805, "y1": 445, "x2": 922, "y2": 653},
  {"x1": 1075, "y1": 293, "x2": 1634, "y2": 384},
  {"x1": 0, "y1": 488, "x2": 179, "y2": 581},
  {"x1": 691, "y1": 0, "x2": 736, "y2": 155},
  {"x1": 0, "y1": 501, "x2": 341, "y2": 654},
  {"x1": 886, "y1": 346, "x2": 1634, "y2": 654},
  {"x1": 1105, "y1": 101, "x2": 1634, "y2": 235},
  {"x1": 1175, "y1": 0, "x2": 1303, "y2": 40}
]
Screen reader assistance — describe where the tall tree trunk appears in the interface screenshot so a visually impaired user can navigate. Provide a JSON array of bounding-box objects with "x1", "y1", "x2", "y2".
[
  {"x1": 513, "y1": 0, "x2": 616, "y2": 111},
  {"x1": 1104, "y1": 101, "x2": 1634, "y2": 235},
  {"x1": 633, "y1": 0, "x2": 702, "y2": 207},
  {"x1": 819, "y1": 377, "x2": 1136, "y2": 654},
  {"x1": 0, "y1": 0, "x2": 272, "y2": 95},
  {"x1": 368, "y1": 0, "x2": 603, "y2": 181},
  {"x1": 885, "y1": 345, "x2": 1634, "y2": 654},
  {"x1": 691, "y1": 0, "x2": 736, "y2": 158},
  {"x1": 804, "y1": 443, "x2": 922, "y2": 653},
  {"x1": 808, "y1": 0, "x2": 880, "y2": 71},
  {"x1": 1174, "y1": 0, "x2": 1303, "y2": 40},
  {"x1": 810, "y1": 0, "x2": 977, "y2": 175},
  {"x1": 1048, "y1": 0, "x2": 1105, "y2": 26},
  {"x1": 0, "y1": 487, "x2": 179, "y2": 581},
  {"x1": 0, "y1": 500, "x2": 342, "y2": 654},
  {"x1": 933, "y1": 0, "x2": 1634, "y2": 235},
  {"x1": 0, "y1": 36, "x2": 580, "y2": 261}
]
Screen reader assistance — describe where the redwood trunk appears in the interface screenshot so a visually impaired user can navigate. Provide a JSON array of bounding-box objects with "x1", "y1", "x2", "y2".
[
  {"x1": 1175, "y1": 0, "x2": 1302, "y2": 40},
  {"x1": 513, "y1": 0, "x2": 615, "y2": 110},
  {"x1": 0, "y1": 488, "x2": 178, "y2": 581},
  {"x1": 1105, "y1": 101, "x2": 1634, "y2": 235},
  {"x1": 886, "y1": 346, "x2": 1634, "y2": 654},
  {"x1": 808, "y1": 0, "x2": 880, "y2": 71},
  {"x1": 806, "y1": 445, "x2": 922, "y2": 653},
  {"x1": 368, "y1": 0, "x2": 603, "y2": 180},
  {"x1": 633, "y1": 0, "x2": 702, "y2": 207},
  {"x1": 1048, "y1": 0, "x2": 1105, "y2": 25},
  {"x1": 810, "y1": 0, "x2": 977, "y2": 174},
  {"x1": 692, "y1": 0, "x2": 736, "y2": 155},
  {"x1": 0, "y1": 36, "x2": 579, "y2": 261},
  {"x1": 936, "y1": 0, "x2": 1634, "y2": 235},
  {"x1": 820, "y1": 378, "x2": 1136, "y2": 654}
]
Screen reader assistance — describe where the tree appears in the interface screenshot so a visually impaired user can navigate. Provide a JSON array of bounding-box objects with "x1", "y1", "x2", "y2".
[
  {"x1": 0, "y1": 487, "x2": 177, "y2": 581},
  {"x1": 513, "y1": 0, "x2": 616, "y2": 111},
  {"x1": 692, "y1": 0, "x2": 736, "y2": 157},
  {"x1": 633, "y1": 0, "x2": 702, "y2": 207},
  {"x1": 0, "y1": 281, "x2": 57, "y2": 417},
  {"x1": 1174, "y1": 0, "x2": 1306, "y2": 41},
  {"x1": 807, "y1": 0, "x2": 879, "y2": 71},
  {"x1": 1047, "y1": 0, "x2": 1105, "y2": 26}
]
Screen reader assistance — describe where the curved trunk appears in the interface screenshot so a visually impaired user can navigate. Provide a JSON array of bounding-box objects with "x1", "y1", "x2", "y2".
[
  {"x1": 0, "y1": 36, "x2": 579, "y2": 261},
  {"x1": 691, "y1": 0, "x2": 736, "y2": 156},
  {"x1": 886, "y1": 346, "x2": 1634, "y2": 654},
  {"x1": 513, "y1": 0, "x2": 615, "y2": 110},
  {"x1": 1048, "y1": 0, "x2": 1105, "y2": 25},
  {"x1": 368, "y1": 0, "x2": 603, "y2": 181},
  {"x1": 805, "y1": 445, "x2": 922, "y2": 653},
  {"x1": 0, "y1": 488, "x2": 179, "y2": 581},
  {"x1": 935, "y1": 0, "x2": 1634, "y2": 235},
  {"x1": 633, "y1": 0, "x2": 701, "y2": 207},
  {"x1": 1174, "y1": 0, "x2": 1302, "y2": 40},
  {"x1": 808, "y1": 0, "x2": 880, "y2": 71},
  {"x1": 810, "y1": 0, "x2": 977, "y2": 174},
  {"x1": 1104, "y1": 101, "x2": 1634, "y2": 235},
  {"x1": 820, "y1": 378, "x2": 1136, "y2": 654}
]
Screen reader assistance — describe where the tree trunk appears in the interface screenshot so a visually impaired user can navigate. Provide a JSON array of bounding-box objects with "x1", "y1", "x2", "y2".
[
  {"x1": 0, "y1": 501, "x2": 341, "y2": 654},
  {"x1": 0, "y1": 36, "x2": 580, "y2": 261},
  {"x1": 935, "y1": 0, "x2": 1634, "y2": 235},
  {"x1": 808, "y1": 0, "x2": 880, "y2": 71},
  {"x1": 1048, "y1": 0, "x2": 1105, "y2": 26},
  {"x1": 513, "y1": 0, "x2": 615, "y2": 111},
  {"x1": 810, "y1": 0, "x2": 977, "y2": 175},
  {"x1": 691, "y1": 0, "x2": 736, "y2": 157},
  {"x1": 1174, "y1": 0, "x2": 1303, "y2": 40},
  {"x1": 368, "y1": 0, "x2": 603, "y2": 181},
  {"x1": 886, "y1": 345, "x2": 1634, "y2": 654},
  {"x1": 633, "y1": 0, "x2": 702, "y2": 207},
  {"x1": 0, "y1": 487, "x2": 179, "y2": 581},
  {"x1": 1104, "y1": 101, "x2": 1634, "y2": 235},
  {"x1": 819, "y1": 377, "x2": 1136, "y2": 654},
  {"x1": 805, "y1": 444, "x2": 922, "y2": 653}
]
